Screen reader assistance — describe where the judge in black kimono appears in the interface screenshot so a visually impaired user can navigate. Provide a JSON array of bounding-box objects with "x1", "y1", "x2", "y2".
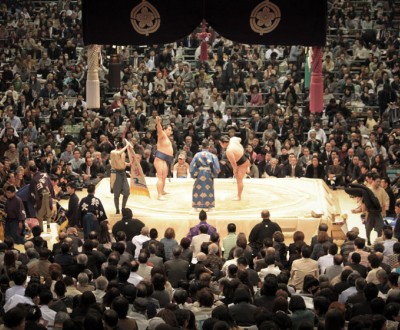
[
  {"x1": 5, "y1": 185, "x2": 26, "y2": 244},
  {"x1": 305, "y1": 156, "x2": 326, "y2": 179}
]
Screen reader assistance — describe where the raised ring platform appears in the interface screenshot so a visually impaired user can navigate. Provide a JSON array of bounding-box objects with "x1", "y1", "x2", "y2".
[{"x1": 90, "y1": 177, "x2": 341, "y2": 241}]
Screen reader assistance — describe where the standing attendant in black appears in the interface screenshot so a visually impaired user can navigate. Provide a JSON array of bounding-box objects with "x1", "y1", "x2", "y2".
[
  {"x1": 112, "y1": 208, "x2": 145, "y2": 241},
  {"x1": 77, "y1": 184, "x2": 107, "y2": 239},
  {"x1": 65, "y1": 182, "x2": 80, "y2": 227},
  {"x1": 249, "y1": 209, "x2": 282, "y2": 255},
  {"x1": 4, "y1": 185, "x2": 26, "y2": 244}
]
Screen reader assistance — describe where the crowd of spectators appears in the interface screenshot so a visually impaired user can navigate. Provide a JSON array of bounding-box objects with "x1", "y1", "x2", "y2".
[
  {"x1": 0, "y1": 0, "x2": 399, "y2": 329},
  {"x1": 1, "y1": 206, "x2": 400, "y2": 330}
]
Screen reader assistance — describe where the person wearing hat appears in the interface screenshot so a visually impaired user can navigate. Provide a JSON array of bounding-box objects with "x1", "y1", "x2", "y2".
[
  {"x1": 110, "y1": 142, "x2": 130, "y2": 214},
  {"x1": 154, "y1": 116, "x2": 174, "y2": 201},
  {"x1": 190, "y1": 139, "x2": 220, "y2": 211},
  {"x1": 173, "y1": 154, "x2": 190, "y2": 178}
]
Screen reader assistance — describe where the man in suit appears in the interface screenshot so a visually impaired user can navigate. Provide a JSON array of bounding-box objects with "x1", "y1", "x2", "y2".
[
  {"x1": 16, "y1": 95, "x2": 27, "y2": 118},
  {"x1": 283, "y1": 155, "x2": 303, "y2": 178},
  {"x1": 305, "y1": 156, "x2": 326, "y2": 179},
  {"x1": 140, "y1": 148, "x2": 155, "y2": 177},
  {"x1": 274, "y1": 118, "x2": 288, "y2": 142},
  {"x1": 163, "y1": 246, "x2": 189, "y2": 288},
  {"x1": 345, "y1": 150, "x2": 356, "y2": 182},
  {"x1": 264, "y1": 158, "x2": 282, "y2": 178},
  {"x1": 305, "y1": 131, "x2": 322, "y2": 154},
  {"x1": 348, "y1": 156, "x2": 362, "y2": 183},
  {"x1": 79, "y1": 156, "x2": 100, "y2": 185},
  {"x1": 111, "y1": 108, "x2": 124, "y2": 127},
  {"x1": 298, "y1": 147, "x2": 313, "y2": 170},
  {"x1": 258, "y1": 152, "x2": 272, "y2": 176},
  {"x1": 343, "y1": 147, "x2": 355, "y2": 172},
  {"x1": 326, "y1": 156, "x2": 345, "y2": 188},
  {"x1": 250, "y1": 113, "x2": 266, "y2": 134},
  {"x1": 319, "y1": 142, "x2": 334, "y2": 167},
  {"x1": 364, "y1": 146, "x2": 376, "y2": 169}
]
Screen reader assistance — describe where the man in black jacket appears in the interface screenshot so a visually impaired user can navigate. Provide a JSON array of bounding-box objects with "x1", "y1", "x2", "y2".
[
  {"x1": 112, "y1": 208, "x2": 145, "y2": 241},
  {"x1": 282, "y1": 155, "x2": 303, "y2": 178},
  {"x1": 249, "y1": 209, "x2": 282, "y2": 255},
  {"x1": 65, "y1": 182, "x2": 79, "y2": 227},
  {"x1": 305, "y1": 156, "x2": 326, "y2": 179}
]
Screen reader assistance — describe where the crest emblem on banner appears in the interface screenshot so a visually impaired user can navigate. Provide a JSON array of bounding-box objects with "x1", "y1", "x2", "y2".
[
  {"x1": 131, "y1": 0, "x2": 161, "y2": 36},
  {"x1": 250, "y1": 0, "x2": 281, "y2": 35}
]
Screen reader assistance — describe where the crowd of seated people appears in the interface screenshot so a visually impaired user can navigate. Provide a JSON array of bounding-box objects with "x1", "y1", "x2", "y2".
[
  {"x1": 0, "y1": 0, "x2": 398, "y2": 328},
  {"x1": 0, "y1": 206, "x2": 399, "y2": 329}
]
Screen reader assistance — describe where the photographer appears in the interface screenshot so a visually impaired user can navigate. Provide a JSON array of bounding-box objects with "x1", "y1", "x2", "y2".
[{"x1": 50, "y1": 174, "x2": 66, "y2": 201}]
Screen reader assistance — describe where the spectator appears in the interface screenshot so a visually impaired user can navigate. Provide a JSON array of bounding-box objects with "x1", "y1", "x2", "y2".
[
  {"x1": 132, "y1": 227, "x2": 150, "y2": 259},
  {"x1": 160, "y1": 228, "x2": 178, "y2": 261},
  {"x1": 187, "y1": 210, "x2": 217, "y2": 240},
  {"x1": 249, "y1": 210, "x2": 282, "y2": 255},
  {"x1": 289, "y1": 245, "x2": 319, "y2": 290},
  {"x1": 164, "y1": 246, "x2": 189, "y2": 288}
]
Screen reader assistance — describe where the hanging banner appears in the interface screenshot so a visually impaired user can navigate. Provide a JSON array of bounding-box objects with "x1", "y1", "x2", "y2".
[
  {"x1": 83, "y1": 0, "x2": 203, "y2": 45},
  {"x1": 82, "y1": 0, "x2": 327, "y2": 46},
  {"x1": 126, "y1": 142, "x2": 151, "y2": 198},
  {"x1": 206, "y1": 0, "x2": 327, "y2": 46}
]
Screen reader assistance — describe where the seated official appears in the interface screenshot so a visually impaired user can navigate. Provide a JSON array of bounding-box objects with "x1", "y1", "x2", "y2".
[
  {"x1": 305, "y1": 156, "x2": 326, "y2": 179},
  {"x1": 326, "y1": 157, "x2": 344, "y2": 188},
  {"x1": 263, "y1": 158, "x2": 282, "y2": 178}
]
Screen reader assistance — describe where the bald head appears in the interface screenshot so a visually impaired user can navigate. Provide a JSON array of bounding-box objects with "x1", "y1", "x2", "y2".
[
  {"x1": 58, "y1": 232, "x2": 67, "y2": 241},
  {"x1": 141, "y1": 227, "x2": 150, "y2": 236},
  {"x1": 266, "y1": 247, "x2": 276, "y2": 256},
  {"x1": 197, "y1": 252, "x2": 207, "y2": 262},
  {"x1": 24, "y1": 241, "x2": 34, "y2": 251},
  {"x1": 261, "y1": 210, "x2": 270, "y2": 220}
]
